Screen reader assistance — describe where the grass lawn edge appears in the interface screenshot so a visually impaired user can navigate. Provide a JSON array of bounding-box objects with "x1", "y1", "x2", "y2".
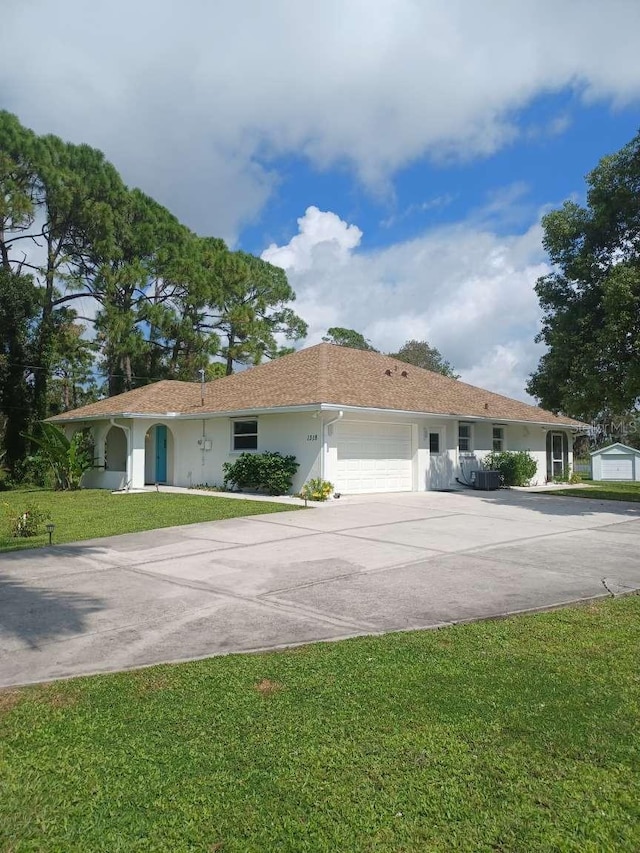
[
  {"x1": 5, "y1": 587, "x2": 637, "y2": 692},
  {"x1": 0, "y1": 489, "x2": 303, "y2": 553}
]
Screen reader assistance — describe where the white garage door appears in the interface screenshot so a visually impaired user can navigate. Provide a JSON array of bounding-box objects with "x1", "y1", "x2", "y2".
[
  {"x1": 334, "y1": 422, "x2": 413, "y2": 494},
  {"x1": 601, "y1": 456, "x2": 634, "y2": 480}
]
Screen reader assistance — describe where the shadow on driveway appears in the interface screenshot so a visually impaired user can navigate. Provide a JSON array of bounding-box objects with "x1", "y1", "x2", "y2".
[{"x1": 0, "y1": 572, "x2": 104, "y2": 649}]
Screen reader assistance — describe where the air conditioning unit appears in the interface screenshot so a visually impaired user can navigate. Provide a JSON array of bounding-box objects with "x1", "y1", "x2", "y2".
[{"x1": 473, "y1": 470, "x2": 501, "y2": 490}]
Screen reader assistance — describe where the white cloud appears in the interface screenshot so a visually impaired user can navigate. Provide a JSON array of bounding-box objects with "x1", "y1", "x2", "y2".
[
  {"x1": 263, "y1": 207, "x2": 549, "y2": 402},
  {"x1": 463, "y1": 341, "x2": 545, "y2": 401},
  {"x1": 2, "y1": 0, "x2": 639, "y2": 239},
  {"x1": 262, "y1": 206, "x2": 362, "y2": 271}
]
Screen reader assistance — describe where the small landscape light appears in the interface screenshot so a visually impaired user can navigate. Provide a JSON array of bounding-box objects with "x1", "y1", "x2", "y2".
[{"x1": 45, "y1": 522, "x2": 55, "y2": 545}]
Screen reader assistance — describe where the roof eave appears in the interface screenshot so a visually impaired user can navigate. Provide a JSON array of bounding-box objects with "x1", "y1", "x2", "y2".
[
  {"x1": 48, "y1": 401, "x2": 585, "y2": 430},
  {"x1": 318, "y1": 403, "x2": 585, "y2": 429},
  {"x1": 48, "y1": 404, "x2": 324, "y2": 423}
]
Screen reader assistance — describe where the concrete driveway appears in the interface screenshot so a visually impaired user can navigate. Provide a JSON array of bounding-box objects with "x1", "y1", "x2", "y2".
[{"x1": 1, "y1": 489, "x2": 639, "y2": 687}]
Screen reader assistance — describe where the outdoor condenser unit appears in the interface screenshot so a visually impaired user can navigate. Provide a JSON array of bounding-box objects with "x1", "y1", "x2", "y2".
[{"x1": 473, "y1": 470, "x2": 501, "y2": 490}]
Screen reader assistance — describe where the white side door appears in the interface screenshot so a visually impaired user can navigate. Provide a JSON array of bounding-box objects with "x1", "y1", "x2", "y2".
[{"x1": 426, "y1": 426, "x2": 450, "y2": 490}]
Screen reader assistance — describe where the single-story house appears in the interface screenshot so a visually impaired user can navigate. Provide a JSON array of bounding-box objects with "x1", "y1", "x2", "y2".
[
  {"x1": 49, "y1": 343, "x2": 585, "y2": 494},
  {"x1": 591, "y1": 443, "x2": 640, "y2": 482}
]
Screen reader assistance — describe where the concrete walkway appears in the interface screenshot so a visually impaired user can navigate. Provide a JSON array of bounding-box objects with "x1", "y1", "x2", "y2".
[
  {"x1": 146, "y1": 484, "x2": 309, "y2": 506},
  {"x1": 1, "y1": 489, "x2": 639, "y2": 687}
]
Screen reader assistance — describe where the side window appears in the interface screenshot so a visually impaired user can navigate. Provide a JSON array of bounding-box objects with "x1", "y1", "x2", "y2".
[
  {"x1": 429, "y1": 432, "x2": 440, "y2": 453},
  {"x1": 458, "y1": 422, "x2": 472, "y2": 453},
  {"x1": 492, "y1": 426, "x2": 505, "y2": 452},
  {"x1": 232, "y1": 420, "x2": 258, "y2": 451}
]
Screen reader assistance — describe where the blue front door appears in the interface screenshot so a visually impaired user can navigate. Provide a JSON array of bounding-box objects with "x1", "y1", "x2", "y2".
[{"x1": 155, "y1": 425, "x2": 167, "y2": 483}]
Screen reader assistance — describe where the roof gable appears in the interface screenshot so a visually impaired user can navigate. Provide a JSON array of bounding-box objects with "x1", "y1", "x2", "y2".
[
  {"x1": 50, "y1": 343, "x2": 584, "y2": 427},
  {"x1": 591, "y1": 442, "x2": 640, "y2": 456}
]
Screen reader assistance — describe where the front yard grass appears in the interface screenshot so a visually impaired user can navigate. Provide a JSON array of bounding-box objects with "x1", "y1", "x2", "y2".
[
  {"x1": 1, "y1": 596, "x2": 639, "y2": 852},
  {"x1": 0, "y1": 489, "x2": 300, "y2": 552},
  {"x1": 541, "y1": 479, "x2": 640, "y2": 502}
]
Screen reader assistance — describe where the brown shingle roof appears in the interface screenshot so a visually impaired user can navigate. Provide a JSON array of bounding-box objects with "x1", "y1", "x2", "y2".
[
  {"x1": 49, "y1": 343, "x2": 584, "y2": 427},
  {"x1": 49, "y1": 380, "x2": 200, "y2": 420}
]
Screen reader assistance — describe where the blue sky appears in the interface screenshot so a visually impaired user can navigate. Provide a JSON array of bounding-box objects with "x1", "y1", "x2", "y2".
[
  {"x1": 2, "y1": 0, "x2": 640, "y2": 401},
  {"x1": 244, "y1": 94, "x2": 639, "y2": 255}
]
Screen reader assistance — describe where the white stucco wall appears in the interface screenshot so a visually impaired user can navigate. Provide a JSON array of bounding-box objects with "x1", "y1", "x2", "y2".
[
  {"x1": 324, "y1": 414, "x2": 569, "y2": 491},
  {"x1": 426, "y1": 419, "x2": 554, "y2": 489},
  {"x1": 71, "y1": 411, "x2": 573, "y2": 492},
  {"x1": 467, "y1": 421, "x2": 551, "y2": 487},
  {"x1": 125, "y1": 412, "x2": 323, "y2": 492}
]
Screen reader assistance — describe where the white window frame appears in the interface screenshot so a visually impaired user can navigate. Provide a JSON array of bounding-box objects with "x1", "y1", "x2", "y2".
[
  {"x1": 492, "y1": 425, "x2": 506, "y2": 452},
  {"x1": 458, "y1": 422, "x2": 474, "y2": 454},
  {"x1": 231, "y1": 419, "x2": 258, "y2": 452}
]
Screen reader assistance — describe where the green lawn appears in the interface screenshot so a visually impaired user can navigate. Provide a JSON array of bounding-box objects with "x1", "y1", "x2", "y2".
[
  {"x1": 1, "y1": 597, "x2": 639, "y2": 852},
  {"x1": 542, "y1": 480, "x2": 640, "y2": 502},
  {"x1": 0, "y1": 489, "x2": 299, "y2": 552}
]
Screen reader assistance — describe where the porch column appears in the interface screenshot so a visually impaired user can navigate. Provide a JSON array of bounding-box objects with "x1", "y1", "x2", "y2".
[
  {"x1": 129, "y1": 421, "x2": 147, "y2": 489},
  {"x1": 92, "y1": 423, "x2": 109, "y2": 469}
]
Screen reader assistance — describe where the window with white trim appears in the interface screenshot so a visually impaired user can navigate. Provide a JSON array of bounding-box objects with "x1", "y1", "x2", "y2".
[
  {"x1": 492, "y1": 425, "x2": 505, "y2": 452},
  {"x1": 458, "y1": 422, "x2": 473, "y2": 453},
  {"x1": 232, "y1": 420, "x2": 258, "y2": 451}
]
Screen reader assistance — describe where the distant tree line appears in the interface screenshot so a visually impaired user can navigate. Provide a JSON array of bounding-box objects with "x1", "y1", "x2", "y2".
[{"x1": 0, "y1": 112, "x2": 306, "y2": 478}]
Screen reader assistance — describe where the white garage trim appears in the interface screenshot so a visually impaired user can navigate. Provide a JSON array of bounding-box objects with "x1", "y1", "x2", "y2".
[{"x1": 333, "y1": 421, "x2": 414, "y2": 494}]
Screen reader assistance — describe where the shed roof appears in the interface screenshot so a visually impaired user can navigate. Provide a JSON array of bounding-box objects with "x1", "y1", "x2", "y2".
[{"x1": 590, "y1": 442, "x2": 640, "y2": 456}]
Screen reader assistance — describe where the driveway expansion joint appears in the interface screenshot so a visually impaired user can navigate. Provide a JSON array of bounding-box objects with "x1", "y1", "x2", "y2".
[{"x1": 118, "y1": 564, "x2": 376, "y2": 632}]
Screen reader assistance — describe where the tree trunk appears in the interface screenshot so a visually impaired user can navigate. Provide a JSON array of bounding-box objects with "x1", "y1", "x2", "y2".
[
  {"x1": 62, "y1": 375, "x2": 70, "y2": 411},
  {"x1": 33, "y1": 235, "x2": 57, "y2": 421},
  {"x1": 3, "y1": 339, "x2": 30, "y2": 477},
  {"x1": 226, "y1": 332, "x2": 235, "y2": 375},
  {"x1": 123, "y1": 352, "x2": 133, "y2": 391},
  {"x1": 33, "y1": 300, "x2": 53, "y2": 421}
]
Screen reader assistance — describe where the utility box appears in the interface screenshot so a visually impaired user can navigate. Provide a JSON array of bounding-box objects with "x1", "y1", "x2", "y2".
[{"x1": 473, "y1": 470, "x2": 501, "y2": 490}]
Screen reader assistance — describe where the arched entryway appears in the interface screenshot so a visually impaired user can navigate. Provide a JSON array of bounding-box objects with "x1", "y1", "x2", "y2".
[
  {"x1": 105, "y1": 425, "x2": 127, "y2": 473},
  {"x1": 145, "y1": 423, "x2": 175, "y2": 485}
]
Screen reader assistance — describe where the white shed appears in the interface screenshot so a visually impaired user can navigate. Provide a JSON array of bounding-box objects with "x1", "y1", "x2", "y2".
[{"x1": 591, "y1": 443, "x2": 640, "y2": 482}]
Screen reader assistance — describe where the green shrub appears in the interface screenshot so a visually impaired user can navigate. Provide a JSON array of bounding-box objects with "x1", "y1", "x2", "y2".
[
  {"x1": 553, "y1": 466, "x2": 582, "y2": 484},
  {"x1": 0, "y1": 466, "x2": 11, "y2": 492},
  {"x1": 27, "y1": 423, "x2": 94, "y2": 490},
  {"x1": 299, "y1": 478, "x2": 334, "y2": 502},
  {"x1": 483, "y1": 450, "x2": 538, "y2": 487},
  {"x1": 5, "y1": 501, "x2": 51, "y2": 538},
  {"x1": 223, "y1": 452, "x2": 299, "y2": 496}
]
